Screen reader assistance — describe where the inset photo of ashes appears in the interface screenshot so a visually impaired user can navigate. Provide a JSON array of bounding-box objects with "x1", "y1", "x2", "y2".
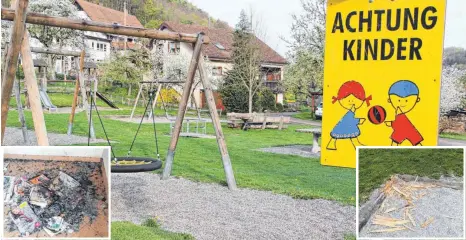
[
  {"x1": 2, "y1": 146, "x2": 110, "y2": 239},
  {"x1": 357, "y1": 147, "x2": 465, "y2": 239}
]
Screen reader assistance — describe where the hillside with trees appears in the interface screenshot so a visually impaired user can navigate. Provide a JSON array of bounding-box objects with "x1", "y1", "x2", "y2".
[
  {"x1": 1, "y1": 0, "x2": 230, "y2": 29},
  {"x1": 85, "y1": 0, "x2": 230, "y2": 29}
]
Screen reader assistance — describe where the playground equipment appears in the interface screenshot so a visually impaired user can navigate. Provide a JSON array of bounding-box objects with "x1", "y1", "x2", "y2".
[
  {"x1": 87, "y1": 86, "x2": 163, "y2": 173},
  {"x1": 129, "y1": 78, "x2": 184, "y2": 120},
  {"x1": 1, "y1": 1, "x2": 236, "y2": 189},
  {"x1": 39, "y1": 88, "x2": 57, "y2": 111},
  {"x1": 95, "y1": 91, "x2": 118, "y2": 109},
  {"x1": 130, "y1": 79, "x2": 212, "y2": 138}
]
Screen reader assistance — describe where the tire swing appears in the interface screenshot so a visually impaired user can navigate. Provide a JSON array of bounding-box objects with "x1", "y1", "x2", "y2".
[{"x1": 87, "y1": 87, "x2": 162, "y2": 173}]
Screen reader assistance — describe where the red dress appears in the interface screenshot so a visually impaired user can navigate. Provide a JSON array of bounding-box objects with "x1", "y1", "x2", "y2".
[{"x1": 391, "y1": 113, "x2": 423, "y2": 145}]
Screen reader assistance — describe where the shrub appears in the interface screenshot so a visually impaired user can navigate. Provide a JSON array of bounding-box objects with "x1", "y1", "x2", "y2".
[
  {"x1": 55, "y1": 73, "x2": 76, "y2": 80},
  {"x1": 258, "y1": 87, "x2": 276, "y2": 112},
  {"x1": 276, "y1": 103, "x2": 284, "y2": 112},
  {"x1": 158, "y1": 88, "x2": 180, "y2": 104},
  {"x1": 219, "y1": 82, "x2": 259, "y2": 113}
]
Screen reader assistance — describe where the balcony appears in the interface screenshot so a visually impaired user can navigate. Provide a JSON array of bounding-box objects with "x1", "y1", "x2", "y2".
[{"x1": 263, "y1": 81, "x2": 283, "y2": 94}]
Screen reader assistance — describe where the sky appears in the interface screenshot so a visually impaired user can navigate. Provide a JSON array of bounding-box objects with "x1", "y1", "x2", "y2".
[{"x1": 189, "y1": 0, "x2": 466, "y2": 57}]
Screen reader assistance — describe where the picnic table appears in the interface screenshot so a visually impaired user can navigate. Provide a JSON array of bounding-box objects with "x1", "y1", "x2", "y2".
[
  {"x1": 226, "y1": 112, "x2": 290, "y2": 130},
  {"x1": 295, "y1": 128, "x2": 322, "y2": 153}
]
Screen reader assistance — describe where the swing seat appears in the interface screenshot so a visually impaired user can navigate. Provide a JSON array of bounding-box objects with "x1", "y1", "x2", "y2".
[{"x1": 111, "y1": 156, "x2": 162, "y2": 173}]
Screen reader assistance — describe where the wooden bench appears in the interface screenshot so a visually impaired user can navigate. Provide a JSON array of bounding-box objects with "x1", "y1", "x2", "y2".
[
  {"x1": 296, "y1": 128, "x2": 322, "y2": 153},
  {"x1": 227, "y1": 112, "x2": 290, "y2": 130}
]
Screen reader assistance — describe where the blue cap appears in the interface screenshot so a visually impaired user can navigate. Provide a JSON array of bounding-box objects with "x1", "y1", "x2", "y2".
[{"x1": 389, "y1": 80, "x2": 419, "y2": 97}]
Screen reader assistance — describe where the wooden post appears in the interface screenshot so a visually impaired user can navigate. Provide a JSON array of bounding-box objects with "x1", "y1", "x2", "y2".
[
  {"x1": 1, "y1": 0, "x2": 29, "y2": 144},
  {"x1": 148, "y1": 83, "x2": 162, "y2": 119},
  {"x1": 14, "y1": 79, "x2": 28, "y2": 144},
  {"x1": 262, "y1": 111, "x2": 267, "y2": 130},
  {"x1": 197, "y1": 48, "x2": 237, "y2": 190},
  {"x1": 93, "y1": 77, "x2": 98, "y2": 104},
  {"x1": 278, "y1": 115, "x2": 284, "y2": 130},
  {"x1": 130, "y1": 83, "x2": 143, "y2": 120},
  {"x1": 67, "y1": 56, "x2": 81, "y2": 135},
  {"x1": 21, "y1": 30, "x2": 49, "y2": 146},
  {"x1": 162, "y1": 34, "x2": 204, "y2": 180},
  {"x1": 78, "y1": 51, "x2": 95, "y2": 139}
]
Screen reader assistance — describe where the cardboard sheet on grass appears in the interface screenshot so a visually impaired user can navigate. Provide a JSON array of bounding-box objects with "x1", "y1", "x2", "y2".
[
  {"x1": 321, "y1": 0, "x2": 447, "y2": 167},
  {"x1": 359, "y1": 175, "x2": 464, "y2": 238},
  {"x1": 3, "y1": 156, "x2": 109, "y2": 238}
]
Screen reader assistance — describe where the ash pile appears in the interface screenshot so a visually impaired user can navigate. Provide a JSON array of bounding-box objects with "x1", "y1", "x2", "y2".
[{"x1": 4, "y1": 164, "x2": 101, "y2": 237}]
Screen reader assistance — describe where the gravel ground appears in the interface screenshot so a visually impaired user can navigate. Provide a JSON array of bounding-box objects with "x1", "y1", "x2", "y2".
[
  {"x1": 257, "y1": 145, "x2": 320, "y2": 158},
  {"x1": 3, "y1": 127, "x2": 108, "y2": 146},
  {"x1": 360, "y1": 182, "x2": 464, "y2": 238},
  {"x1": 111, "y1": 173, "x2": 355, "y2": 240}
]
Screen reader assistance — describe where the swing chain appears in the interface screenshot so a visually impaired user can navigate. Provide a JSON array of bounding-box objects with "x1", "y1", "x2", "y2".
[{"x1": 126, "y1": 86, "x2": 160, "y2": 159}]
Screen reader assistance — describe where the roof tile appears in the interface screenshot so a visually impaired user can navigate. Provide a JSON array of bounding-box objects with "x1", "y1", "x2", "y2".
[
  {"x1": 75, "y1": 0, "x2": 143, "y2": 28},
  {"x1": 160, "y1": 21, "x2": 287, "y2": 64}
]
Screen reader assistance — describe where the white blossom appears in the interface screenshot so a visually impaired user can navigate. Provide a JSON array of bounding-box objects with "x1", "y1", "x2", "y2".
[{"x1": 440, "y1": 66, "x2": 466, "y2": 114}]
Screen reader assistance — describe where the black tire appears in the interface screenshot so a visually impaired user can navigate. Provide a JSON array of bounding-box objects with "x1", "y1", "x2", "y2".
[{"x1": 111, "y1": 156, "x2": 162, "y2": 173}]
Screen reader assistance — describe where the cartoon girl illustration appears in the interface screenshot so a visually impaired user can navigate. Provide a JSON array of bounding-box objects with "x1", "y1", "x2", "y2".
[{"x1": 326, "y1": 80, "x2": 372, "y2": 150}]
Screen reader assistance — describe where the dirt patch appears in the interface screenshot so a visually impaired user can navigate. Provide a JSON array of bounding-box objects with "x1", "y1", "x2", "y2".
[
  {"x1": 359, "y1": 175, "x2": 464, "y2": 238},
  {"x1": 3, "y1": 159, "x2": 109, "y2": 238}
]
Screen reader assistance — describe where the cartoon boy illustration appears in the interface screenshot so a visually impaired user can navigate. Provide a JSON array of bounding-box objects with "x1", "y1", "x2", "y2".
[
  {"x1": 327, "y1": 80, "x2": 372, "y2": 150},
  {"x1": 385, "y1": 80, "x2": 423, "y2": 146}
]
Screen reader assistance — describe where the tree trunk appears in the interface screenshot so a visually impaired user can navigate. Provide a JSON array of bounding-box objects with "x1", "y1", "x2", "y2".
[
  {"x1": 47, "y1": 55, "x2": 56, "y2": 81},
  {"x1": 127, "y1": 84, "x2": 132, "y2": 96},
  {"x1": 248, "y1": 88, "x2": 253, "y2": 114}
]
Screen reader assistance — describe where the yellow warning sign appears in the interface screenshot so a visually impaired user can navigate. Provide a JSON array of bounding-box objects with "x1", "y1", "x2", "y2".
[{"x1": 321, "y1": 0, "x2": 447, "y2": 168}]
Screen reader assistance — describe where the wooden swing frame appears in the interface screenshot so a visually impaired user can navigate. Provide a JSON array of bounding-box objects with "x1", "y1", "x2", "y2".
[{"x1": 1, "y1": 0, "x2": 237, "y2": 190}]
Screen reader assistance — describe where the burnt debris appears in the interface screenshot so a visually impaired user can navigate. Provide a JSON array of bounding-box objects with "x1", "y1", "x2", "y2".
[{"x1": 3, "y1": 159, "x2": 105, "y2": 237}]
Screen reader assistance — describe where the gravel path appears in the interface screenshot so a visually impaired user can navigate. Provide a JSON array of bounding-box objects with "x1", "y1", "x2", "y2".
[
  {"x1": 111, "y1": 173, "x2": 355, "y2": 240},
  {"x1": 258, "y1": 145, "x2": 320, "y2": 158},
  {"x1": 3, "y1": 127, "x2": 108, "y2": 146}
]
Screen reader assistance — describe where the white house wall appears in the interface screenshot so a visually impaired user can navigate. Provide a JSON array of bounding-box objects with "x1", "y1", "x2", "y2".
[{"x1": 160, "y1": 28, "x2": 285, "y2": 109}]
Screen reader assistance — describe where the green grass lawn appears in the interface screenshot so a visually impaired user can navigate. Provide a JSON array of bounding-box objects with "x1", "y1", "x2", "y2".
[
  {"x1": 358, "y1": 148, "x2": 464, "y2": 203},
  {"x1": 112, "y1": 220, "x2": 194, "y2": 240},
  {"x1": 440, "y1": 132, "x2": 466, "y2": 141},
  {"x1": 292, "y1": 107, "x2": 322, "y2": 121},
  {"x1": 6, "y1": 109, "x2": 355, "y2": 204}
]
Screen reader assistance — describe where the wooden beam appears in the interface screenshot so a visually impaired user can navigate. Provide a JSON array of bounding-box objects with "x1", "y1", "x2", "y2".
[
  {"x1": 67, "y1": 56, "x2": 81, "y2": 135},
  {"x1": 1, "y1": 8, "x2": 210, "y2": 44},
  {"x1": 14, "y1": 79, "x2": 28, "y2": 144},
  {"x1": 21, "y1": 30, "x2": 49, "y2": 146},
  {"x1": 130, "y1": 83, "x2": 143, "y2": 120},
  {"x1": 1, "y1": 0, "x2": 29, "y2": 144},
  {"x1": 1, "y1": 46, "x2": 88, "y2": 56},
  {"x1": 78, "y1": 51, "x2": 95, "y2": 139},
  {"x1": 93, "y1": 76, "x2": 98, "y2": 105},
  {"x1": 4, "y1": 154, "x2": 102, "y2": 162},
  {"x1": 162, "y1": 34, "x2": 204, "y2": 180},
  {"x1": 148, "y1": 84, "x2": 162, "y2": 119},
  {"x1": 198, "y1": 51, "x2": 237, "y2": 190}
]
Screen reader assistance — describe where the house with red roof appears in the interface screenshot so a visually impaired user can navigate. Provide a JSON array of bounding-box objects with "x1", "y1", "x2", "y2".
[
  {"x1": 158, "y1": 21, "x2": 288, "y2": 109},
  {"x1": 54, "y1": 0, "x2": 143, "y2": 74}
]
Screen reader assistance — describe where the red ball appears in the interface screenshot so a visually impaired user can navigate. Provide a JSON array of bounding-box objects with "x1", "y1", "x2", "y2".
[{"x1": 367, "y1": 105, "x2": 386, "y2": 124}]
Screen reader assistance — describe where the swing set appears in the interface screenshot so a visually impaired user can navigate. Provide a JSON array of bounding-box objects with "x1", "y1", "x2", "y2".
[
  {"x1": 87, "y1": 85, "x2": 163, "y2": 173},
  {"x1": 1, "y1": 0, "x2": 237, "y2": 190}
]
